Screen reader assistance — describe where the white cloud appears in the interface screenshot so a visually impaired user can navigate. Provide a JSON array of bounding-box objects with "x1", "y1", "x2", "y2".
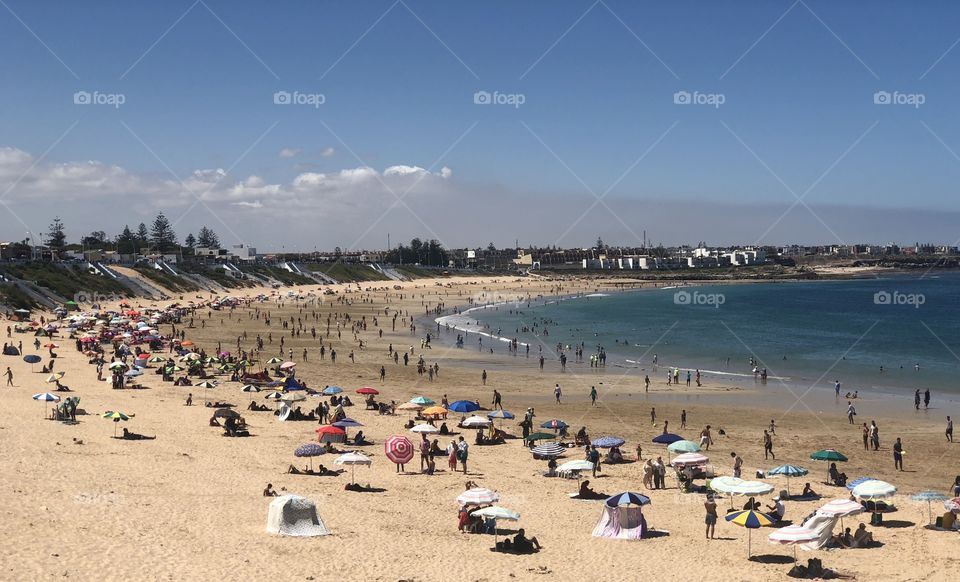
[
  {"x1": 278, "y1": 148, "x2": 301, "y2": 158},
  {"x1": 320, "y1": 147, "x2": 335, "y2": 158}
]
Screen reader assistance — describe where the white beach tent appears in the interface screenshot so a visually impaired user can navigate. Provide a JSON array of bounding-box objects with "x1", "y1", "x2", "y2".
[
  {"x1": 266, "y1": 495, "x2": 331, "y2": 537},
  {"x1": 592, "y1": 505, "x2": 647, "y2": 540}
]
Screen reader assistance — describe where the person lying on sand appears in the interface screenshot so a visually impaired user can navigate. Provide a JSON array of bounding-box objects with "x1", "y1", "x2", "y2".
[
  {"x1": 495, "y1": 529, "x2": 541, "y2": 553},
  {"x1": 120, "y1": 428, "x2": 156, "y2": 440}
]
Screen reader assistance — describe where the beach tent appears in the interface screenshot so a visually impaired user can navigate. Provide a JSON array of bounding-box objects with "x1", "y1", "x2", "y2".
[
  {"x1": 265, "y1": 495, "x2": 330, "y2": 537},
  {"x1": 592, "y1": 505, "x2": 648, "y2": 540}
]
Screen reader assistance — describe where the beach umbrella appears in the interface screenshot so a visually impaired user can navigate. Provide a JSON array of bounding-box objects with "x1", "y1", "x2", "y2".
[
  {"x1": 397, "y1": 402, "x2": 423, "y2": 412},
  {"x1": 852, "y1": 479, "x2": 896, "y2": 501},
  {"x1": 421, "y1": 406, "x2": 448, "y2": 417},
  {"x1": 32, "y1": 392, "x2": 60, "y2": 417},
  {"x1": 213, "y1": 408, "x2": 239, "y2": 420},
  {"x1": 108, "y1": 362, "x2": 127, "y2": 370},
  {"x1": 592, "y1": 436, "x2": 625, "y2": 449},
  {"x1": 809, "y1": 449, "x2": 847, "y2": 480},
  {"x1": 332, "y1": 418, "x2": 363, "y2": 428},
  {"x1": 334, "y1": 452, "x2": 371, "y2": 484},
  {"x1": 45, "y1": 372, "x2": 65, "y2": 383},
  {"x1": 448, "y1": 400, "x2": 480, "y2": 413},
  {"x1": 280, "y1": 361, "x2": 297, "y2": 370},
  {"x1": 911, "y1": 490, "x2": 950, "y2": 524},
  {"x1": 652, "y1": 433, "x2": 683, "y2": 445},
  {"x1": 315, "y1": 425, "x2": 347, "y2": 443},
  {"x1": 605, "y1": 492, "x2": 651, "y2": 508},
  {"x1": 22, "y1": 354, "x2": 41, "y2": 371},
  {"x1": 384, "y1": 435, "x2": 415, "y2": 466},
  {"x1": 710, "y1": 477, "x2": 774, "y2": 508},
  {"x1": 557, "y1": 459, "x2": 594, "y2": 475},
  {"x1": 944, "y1": 497, "x2": 960, "y2": 513},
  {"x1": 281, "y1": 392, "x2": 306, "y2": 403},
  {"x1": 667, "y1": 439, "x2": 701, "y2": 454},
  {"x1": 768, "y1": 464, "x2": 809, "y2": 495},
  {"x1": 322, "y1": 386, "x2": 343, "y2": 395},
  {"x1": 241, "y1": 385, "x2": 261, "y2": 393},
  {"x1": 768, "y1": 524, "x2": 819, "y2": 563},
  {"x1": 846, "y1": 476, "x2": 877, "y2": 491},
  {"x1": 531, "y1": 442, "x2": 565, "y2": 457},
  {"x1": 180, "y1": 341, "x2": 194, "y2": 347},
  {"x1": 410, "y1": 423, "x2": 439, "y2": 434},
  {"x1": 265, "y1": 356, "x2": 283, "y2": 365},
  {"x1": 294, "y1": 443, "x2": 325, "y2": 471},
  {"x1": 124, "y1": 369, "x2": 142, "y2": 377},
  {"x1": 194, "y1": 380, "x2": 216, "y2": 389},
  {"x1": 264, "y1": 392, "x2": 283, "y2": 400},
  {"x1": 817, "y1": 498, "x2": 864, "y2": 530},
  {"x1": 410, "y1": 396, "x2": 434, "y2": 406},
  {"x1": 487, "y1": 410, "x2": 514, "y2": 419},
  {"x1": 148, "y1": 356, "x2": 165, "y2": 363},
  {"x1": 670, "y1": 452, "x2": 709, "y2": 468},
  {"x1": 356, "y1": 387, "x2": 379, "y2": 395},
  {"x1": 525, "y1": 432, "x2": 555, "y2": 442},
  {"x1": 541, "y1": 419, "x2": 568, "y2": 430},
  {"x1": 462, "y1": 415, "x2": 492, "y2": 428},
  {"x1": 472, "y1": 505, "x2": 520, "y2": 546},
  {"x1": 457, "y1": 487, "x2": 499, "y2": 507},
  {"x1": 102, "y1": 410, "x2": 130, "y2": 437},
  {"x1": 726, "y1": 510, "x2": 774, "y2": 557}
]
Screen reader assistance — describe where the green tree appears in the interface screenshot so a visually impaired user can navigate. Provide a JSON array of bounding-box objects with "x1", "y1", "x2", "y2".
[
  {"x1": 136, "y1": 223, "x2": 149, "y2": 249},
  {"x1": 149, "y1": 212, "x2": 178, "y2": 253},
  {"x1": 46, "y1": 217, "x2": 67, "y2": 250},
  {"x1": 184, "y1": 233, "x2": 196, "y2": 248},
  {"x1": 116, "y1": 225, "x2": 138, "y2": 254},
  {"x1": 196, "y1": 226, "x2": 220, "y2": 249},
  {"x1": 81, "y1": 231, "x2": 108, "y2": 247}
]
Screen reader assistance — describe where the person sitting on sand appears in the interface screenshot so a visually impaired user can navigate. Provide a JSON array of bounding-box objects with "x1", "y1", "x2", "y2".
[
  {"x1": 766, "y1": 496, "x2": 786, "y2": 522},
  {"x1": 121, "y1": 428, "x2": 156, "y2": 440},
  {"x1": 801, "y1": 483, "x2": 818, "y2": 498},
  {"x1": 832, "y1": 527, "x2": 853, "y2": 548},
  {"x1": 577, "y1": 480, "x2": 606, "y2": 500},
  {"x1": 353, "y1": 430, "x2": 367, "y2": 445},
  {"x1": 851, "y1": 523, "x2": 874, "y2": 547},
  {"x1": 263, "y1": 483, "x2": 278, "y2": 497},
  {"x1": 829, "y1": 463, "x2": 848, "y2": 487},
  {"x1": 604, "y1": 446, "x2": 624, "y2": 464},
  {"x1": 511, "y1": 529, "x2": 541, "y2": 552},
  {"x1": 742, "y1": 497, "x2": 761, "y2": 511},
  {"x1": 575, "y1": 426, "x2": 589, "y2": 445},
  {"x1": 545, "y1": 457, "x2": 558, "y2": 477}
]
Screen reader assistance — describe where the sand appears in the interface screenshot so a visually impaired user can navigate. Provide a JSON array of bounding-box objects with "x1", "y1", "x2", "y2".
[{"x1": 1, "y1": 276, "x2": 957, "y2": 581}]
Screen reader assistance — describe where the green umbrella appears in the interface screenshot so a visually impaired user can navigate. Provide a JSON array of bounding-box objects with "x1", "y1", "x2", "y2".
[
  {"x1": 525, "y1": 431, "x2": 556, "y2": 442},
  {"x1": 810, "y1": 449, "x2": 847, "y2": 480}
]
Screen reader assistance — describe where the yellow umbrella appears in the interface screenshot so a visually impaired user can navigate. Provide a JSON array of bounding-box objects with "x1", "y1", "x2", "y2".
[{"x1": 422, "y1": 406, "x2": 447, "y2": 417}]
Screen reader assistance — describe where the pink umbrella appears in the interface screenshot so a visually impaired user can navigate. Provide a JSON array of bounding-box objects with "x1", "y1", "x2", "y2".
[
  {"x1": 457, "y1": 488, "x2": 499, "y2": 507},
  {"x1": 768, "y1": 525, "x2": 820, "y2": 563},
  {"x1": 280, "y1": 361, "x2": 296, "y2": 370},
  {"x1": 384, "y1": 435, "x2": 414, "y2": 466},
  {"x1": 670, "y1": 452, "x2": 709, "y2": 467}
]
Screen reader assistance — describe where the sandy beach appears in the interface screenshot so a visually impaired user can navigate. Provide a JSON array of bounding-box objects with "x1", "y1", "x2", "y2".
[{"x1": 2, "y1": 275, "x2": 958, "y2": 581}]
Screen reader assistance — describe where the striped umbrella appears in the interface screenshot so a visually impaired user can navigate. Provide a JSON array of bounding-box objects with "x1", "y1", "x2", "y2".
[
  {"x1": 605, "y1": 492, "x2": 651, "y2": 508},
  {"x1": 410, "y1": 423, "x2": 439, "y2": 434},
  {"x1": 912, "y1": 490, "x2": 950, "y2": 523},
  {"x1": 768, "y1": 524, "x2": 819, "y2": 563},
  {"x1": 726, "y1": 510, "x2": 774, "y2": 557},
  {"x1": 333, "y1": 452, "x2": 371, "y2": 484},
  {"x1": 45, "y1": 372, "x2": 65, "y2": 383},
  {"x1": 32, "y1": 392, "x2": 60, "y2": 418},
  {"x1": 457, "y1": 487, "x2": 499, "y2": 507},
  {"x1": 397, "y1": 402, "x2": 423, "y2": 412},
  {"x1": 667, "y1": 439, "x2": 701, "y2": 454},
  {"x1": 487, "y1": 410, "x2": 514, "y2": 419},
  {"x1": 768, "y1": 464, "x2": 809, "y2": 495},
  {"x1": 241, "y1": 385, "x2": 261, "y2": 393},
  {"x1": 294, "y1": 443, "x2": 324, "y2": 470},
  {"x1": 462, "y1": 415, "x2": 492, "y2": 428},
  {"x1": 266, "y1": 357, "x2": 283, "y2": 364},
  {"x1": 531, "y1": 442, "x2": 565, "y2": 458},
  {"x1": 194, "y1": 381, "x2": 216, "y2": 389},
  {"x1": 852, "y1": 479, "x2": 896, "y2": 500},
  {"x1": 264, "y1": 392, "x2": 283, "y2": 400},
  {"x1": 846, "y1": 476, "x2": 877, "y2": 491},
  {"x1": 817, "y1": 498, "x2": 864, "y2": 530},
  {"x1": 670, "y1": 452, "x2": 709, "y2": 468},
  {"x1": 592, "y1": 436, "x2": 625, "y2": 449},
  {"x1": 384, "y1": 435, "x2": 414, "y2": 466},
  {"x1": 102, "y1": 410, "x2": 130, "y2": 437}
]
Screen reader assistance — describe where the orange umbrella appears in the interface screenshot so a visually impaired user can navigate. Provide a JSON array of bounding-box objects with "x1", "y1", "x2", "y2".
[
  {"x1": 422, "y1": 406, "x2": 448, "y2": 417},
  {"x1": 181, "y1": 340, "x2": 194, "y2": 347}
]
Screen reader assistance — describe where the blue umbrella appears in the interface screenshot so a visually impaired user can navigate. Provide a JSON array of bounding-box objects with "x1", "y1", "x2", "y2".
[
  {"x1": 449, "y1": 400, "x2": 480, "y2": 413},
  {"x1": 847, "y1": 476, "x2": 876, "y2": 491},
  {"x1": 592, "y1": 436, "x2": 626, "y2": 448},
  {"x1": 652, "y1": 433, "x2": 683, "y2": 444},
  {"x1": 605, "y1": 492, "x2": 651, "y2": 508},
  {"x1": 333, "y1": 418, "x2": 363, "y2": 428},
  {"x1": 294, "y1": 443, "x2": 325, "y2": 470},
  {"x1": 912, "y1": 490, "x2": 951, "y2": 524},
  {"x1": 541, "y1": 419, "x2": 568, "y2": 430},
  {"x1": 487, "y1": 410, "x2": 514, "y2": 419},
  {"x1": 23, "y1": 355, "x2": 42, "y2": 364},
  {"x1": 323, "y1": 386, "x2": 343, "y2": 395},
  {"x1": 768, "y1": 464, "x2": 808, "y2": 477}
]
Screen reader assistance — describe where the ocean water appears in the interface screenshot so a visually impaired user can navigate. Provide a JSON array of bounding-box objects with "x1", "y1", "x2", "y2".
[{"x1": 441, "y1": 274, "x2": 960, "y2": 399}]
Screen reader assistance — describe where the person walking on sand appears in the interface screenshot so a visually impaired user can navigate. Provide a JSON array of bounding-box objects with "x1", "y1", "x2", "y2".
[
  {"x1": 915, "y1": 389, "x2": 921, "y2": 410},
  {"x1": 681, "y1": 409, "x2": 687, "y2": 429},
  {"x1": 5, "y1": 366, "x2": 12, "y2": 387},
  {"x1": 481, "y1": 370, "x2": 487, "y2": 386},
  {"x1": 893, "y1": 437, "x2": 904, "y2": 471},
  {"x1": 492, "y1": 389, "x2": 502, "y2": 410},
  {"x1": 847, "y1": 401, "x2": 856, "y2": 424},
  {"x1": 731, "y1": 452, "x2": 743, "y2": 478},
  {"x1": 700, "y1": 425, "x2": 713, "y2": 451},
  {"x1": 650, "y1": 407, "x2": 656, "y2": 425},
  {"x1": 644, "y1": 375, "x2": 650, "y2": 393},
  {"x1": 924, "y1": 389, "x2": 930, "y2": 409},
  {"x1": 763, "y1": 430, "x2": 775, "y2": 460},
  {"x1": 947, "y1": 416, "x2": 954, "y2": 443},
  {"x1": 589, "y1": 385, "x2": 597, "y2": 406},
  {"x1": 704, "y1": 493, "x2": 718, "y2": 539},
  {"x1": 554, "y1": 384, "x2": 562, "y2": 404},
  {"x1": 447, "y1": 440, "x2": 458, "y2": 471}
]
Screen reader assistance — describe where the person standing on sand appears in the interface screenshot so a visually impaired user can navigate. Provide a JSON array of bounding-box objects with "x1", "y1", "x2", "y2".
[
  {"x1": 763, "y1": 430, "x2": 775, "y2": 460},
  {"x1": 650, "y1": 407, "x2": 656, "y2": 425},
  {"x1": 847, "y1": 401, "x2": 856, "y2": 424},
  {"x1": 492, "y1": 390, "x2": 502, "y2": 410},
  {"x1": 481, "y1": 370, "x2": 487, "y2": 385},
  {"x1": 644, "y1": 375, "x2": 650, "y2": 393},
  {"x1": 457, "y1": 437, "x2": 469, "y2": 474},
  {"x1": 554, "y1": 384, "x2": 562, "y2": 404},
  {"x1": 5, "y1": 366, "x2": 12, "y2": 386},
  {"x1": 870, "y1": 420, "x2": 880, "y2": 451},
  {"x1": 731, "y1": 452, "x2": 743, "y2": 478},
  {"x1": 924, "y1": 389, "x2": 930, "y2": 409},
  {"x1": 589, "y1": 386, "x2": 597, "y2": 406},
  {"x1": 862, "y1": 422, "x2": 870, "y2": 450},
  {"x1": 704, "y1": 493, "x2": 718, "y2": 539},
  {"x1": 893, "y1": 437, "x2": 904, "y2": 471},
  {"x1": 680, "y1": 409, "x2": 687, "y2": 429},
  {"x1": 915, "y1": 389, "x2": 921, "y2": 410},
  {"x1": 700, "y1": 425, "x2": 712, "y2": 451},
  {"x1": 947, "y1": 416, "x2": 954, "y2": 443},
  {"x1": 447, "y1": 440, "x2": 458, "y2": 471}
]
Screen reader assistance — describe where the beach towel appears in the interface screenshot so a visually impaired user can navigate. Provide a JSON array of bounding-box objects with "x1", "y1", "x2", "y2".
[{"x1": 799, "y1": 512, "x2": 837, "y2": 550}]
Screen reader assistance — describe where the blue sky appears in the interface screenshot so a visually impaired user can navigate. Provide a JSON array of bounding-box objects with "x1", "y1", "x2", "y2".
[{"x1": 2, "y1": 1, "x2": 960, "y2": 250}]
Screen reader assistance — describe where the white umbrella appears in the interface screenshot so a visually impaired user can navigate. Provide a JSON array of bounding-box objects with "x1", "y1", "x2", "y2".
[
  {"x1": 817, "y1": 498, "x2": 864, "y2": 531},
  {"x1": 410, "y1": 424, "x2": 439, "y2": 434},
  {"x1": 670, "y1": 452, "x2": 709, "y2": 467},
  {"x1": 531, "y1": 442, "x2": 566, "y2": 457},
  {"x1": 852, "y1": 479, "x2": 896, "y2": 500},
  {"x1": 32, "y1": 392, "x2": 60, "y2": 417},
  {"x1": 457, "y1": 487, "x2": 499, "y2": 507},
  {"x1": 471, "y1": 505, "x2": 520, "y2": 545},
  {"x1": 710, "y1": 476, "x2": 774, "y2": 508},
  {"x1": 334, "y1": 452, "x2": 371, "y2": 484},
  {"x1": 768, "y1": 524, "x2": 820, "y2": 563},
  {"x1": 462, "y1": 415, "x2": 492, "y2": 428}
]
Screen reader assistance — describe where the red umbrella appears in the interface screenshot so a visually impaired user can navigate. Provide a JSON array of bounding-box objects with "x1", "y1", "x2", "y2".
[
  {"x1": 315, "y1": 425, "x2": 346, "y2": 443},
  {"x1": 384, "y1": 435, "x2": 414, "y2": 465},
  {"x1": 356, "y1": 387, "x2": 380, "y2": 395}
]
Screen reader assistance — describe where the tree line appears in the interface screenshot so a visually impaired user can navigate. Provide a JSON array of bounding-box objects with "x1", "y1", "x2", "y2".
[{"x1": 40, "y1": 214, "x2": 221, "y2": 256}]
